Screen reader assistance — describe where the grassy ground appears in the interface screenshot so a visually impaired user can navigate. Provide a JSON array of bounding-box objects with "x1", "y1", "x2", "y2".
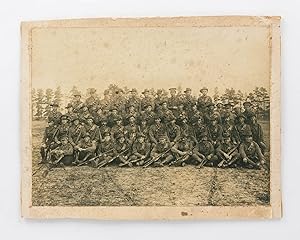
[{"x1": 31, "y1": 120, "x2": 270, "y2": 206}]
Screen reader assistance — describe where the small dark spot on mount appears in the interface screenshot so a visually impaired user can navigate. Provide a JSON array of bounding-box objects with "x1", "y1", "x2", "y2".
[{"x1": 181, "y1": 211, "x2": 188, "y2": 216}]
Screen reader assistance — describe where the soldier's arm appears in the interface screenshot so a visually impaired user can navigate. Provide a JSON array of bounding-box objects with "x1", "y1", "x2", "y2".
[
  {"x1": 85, "y1": 141, "x2": 97, "y2": 153},
  {"x1": 62, "y1": 144, "x2": 74, "y2": 156}
]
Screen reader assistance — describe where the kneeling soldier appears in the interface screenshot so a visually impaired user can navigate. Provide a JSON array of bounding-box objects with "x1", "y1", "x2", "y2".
[
  {"x1": 148, "y1": 136, "x2": 174, "y2": 167},
  {"x1": 129, "y1": 133, "x2": 151, "y2": 166},
  {"x1": 239, "y1": 130, "x2": 266, "y2": 169},
  {"x1": 49, "y1": 135, "x2": 74, "y2": 166},
  {"x1": 75, "y1": 133, "x2": 97, "y2": 165},
  {"x1": 216, "y1": 131, "x2": 240, "y2": 168},
  {"x1": 196, "y1": 136, "x2": 217, "y2": 168}
]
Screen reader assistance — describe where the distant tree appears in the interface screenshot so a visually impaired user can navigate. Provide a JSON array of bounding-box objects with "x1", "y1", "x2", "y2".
[
  {"x1": 54, "y1": 87, "x2": 63, "y2": 106},
  {"x1": 69, "y1": 86, "x2": 79, "y2": 98},
  {"x1": 35, "y1": 89, "x2": 45, "y2": 119}
]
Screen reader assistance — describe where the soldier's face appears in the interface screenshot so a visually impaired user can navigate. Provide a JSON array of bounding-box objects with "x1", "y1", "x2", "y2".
[
  {"x1": 179, "y1": 105, "x2": 184, "y2": 110},
  {"x1": 212, "y1": 120, "x2": 217, "y2": 125},
  {"x1": 116, "y1": 120, "x2": 122, "y2": 126},
  {"x1": 202, "y1": 90, "x2": 208, "y2": 96},
  {"x1": 48, "y1": 121, "x2": 54, "y2": 126},
  {"x1": 84, "y1": 136, "x2": 90, "y2": 142},
  {"x1": 83, "y1": 107, "x2": 88, "y2": 112},
  {"x1": 224, "y1": 138, "x2": 230, "y2": 144},
  {"x1": 155, "y1": 118, "x2": 161, "y2": 124},
  {"x1": 159, "y1": 138, "x2": 166, "y2": 144},
  {"x1": 104, "y1": 135, "x2": 110, "y2": 141},
  {"x1": 112, "y1": 110, "x2": 117, "y2": 115},
  {"x1": 251, "y1": 116, "x2": 257, "y2": 123},
  {"x1": 162, "y1": 103, "x2": 167, "y2": 109},
  {"x1": 170, "y1": 90, "x2": 176, "y2": 96},
  {"x1": 67, "y1": 107, "x2": 73, "y2": 112},
  {"x1": 138, "y1": 137, "x2": 144, "y2": 143},
  {"x1": 62, "y1": 119, "x2": 68, "y2": 124},
  {"x1": 239, "y1": 117, "x2": 245, "y2": 123},
  {"x1": 129, "y1": 117, "x2": 135, "y2": 123},
  {"x1": 102, "y1": 121, "x2": 107, "y2": 126},
  {"x1": 192, "y1": 105, "x2": 197, "y2": 111},
  {"x1": 87, "y1": 119, "x2": 93, "y2": 125},
  {"x1": 97, "y1": 109, "x2": 102, "y2": 114},
  {"x1": 62, "y1": 139, "x2": 68, "y2": 144},
  {"x1": 129, "y1": 106, "x2": 135, "y2": 111},
  {"x1": 185, "y1": 91, "x2": 191, "y2": 96},
  {"x1": 197, "y1": 118, "x2": 203, "y2": 124},
  {"x1": 245, "y1": 136, "x2": 252, "y2": 143},
  {"x1": 74, "y1": 120, "x2": 79, "y2": 125},
  {"x1": 75, "y1": 96, "x2": 81, "y2": 100},
  {"x1": 146, "y1": 106, "x2": 152, "y2": 111},
  {"x1": 141, "y1": 120, "x2": 147, "y2": 126},
  {"x1": 119, "y1": 137, "x2": 125, "y2": 143}
]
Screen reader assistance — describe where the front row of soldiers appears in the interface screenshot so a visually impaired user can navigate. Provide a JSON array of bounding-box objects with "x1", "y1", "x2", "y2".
[{"x1": 40, "y1": 103, "x2": 267, "y2": 170}]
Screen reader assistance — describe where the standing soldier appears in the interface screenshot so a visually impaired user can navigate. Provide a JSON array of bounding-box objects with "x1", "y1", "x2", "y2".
[
  {"x1": 75, "y1": 133, "x2": 97, "y2": 164},
  {"x1": 154, "y1": 89, "x2": 166, "y2": 112},
  {"x1": 71, "y1": 92, "x2": 84, "y2": 114},
  {"x1": 148, "y1": 115, "x2": 168, "y2": 145},
  {"x1": 165, "y1": 116, "x2": 181, "y2": 144},
  {"x1": 84, "y1": 116, "x2": 101, "y2": 144},
  {"x1": 55, "y1": 115, "x2": 70, "y2": 144},
  {"x1": 126, "y1": 88, "x2": 141, "y2": 112},
  {"x1": 85, "y1": 88, "x2": 100, "y2": 108},
  {"x1": 243, "y1": 101, "x2": 255, "y2": 124},
  {"x1": 129, "y1": 133, "x2": 151, "y2": 166},
  {"x1": 149, "y1": 135, "x2": 174, "y2": 167},
  {"x1": 49, "y1": 135, "x2": 74, "y2": 166},
  {"x1": 68, "y1": 117, "x2": 86, "y2": 148},
  {"x1": 182, "y1": 88, "x2": 196, "y2": 113},
  {"x1": 239, "y1": 129, "x2": 266, "y2": 169},
  {"x1": 249, "y1": 114, "x2": 267, "y2": 154},
  {"x1": 167, "y1": 88, "x2": 179, "y2": 113},
  {"x1": 197, "y1": 87, "x2": 212, "y2": 112},
  {"x1": 100, "y1": 89, "x2": 111, "y2": 114},
  {"x1": 40, "y1": 119, "x2": 59, "y2": 163},
  {"x1": 236, "y1": 113, "x2": 252, "y2": 142},
  {"x1": 48, "y1": 103, "x2": 62, "y2": 125},
  {"x1": 222, "y1": 112, "x2": 239, "y2": 144},
  {"x1": 222, "y1": 102, "x2": 236, "y2": 125},
  {"x1": 141, "y1": 89, "x2": 154, "y2": 111}
]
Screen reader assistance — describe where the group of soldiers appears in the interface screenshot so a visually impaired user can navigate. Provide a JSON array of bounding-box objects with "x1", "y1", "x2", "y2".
[{"x1": 40, "y1": 87, "x2": 267, "y2": 170}]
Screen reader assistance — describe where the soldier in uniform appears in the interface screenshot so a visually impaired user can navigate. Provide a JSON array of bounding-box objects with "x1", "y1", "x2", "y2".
[
  {"x1": 222, "y1": 102, "x2": 236, "y2": 125},
  {"x1": 197, "y1": 87, "x2": 213, "y2": 112},
  {"x1": 94, "y1": 132, "x2": 115, "y2": 167},
  {"x1": 68, "y1": 117, "x2": 86, "y2": 147},
  {"x1": 55, "y1": 115, "x2": 70, "y2": 144},
  {"x1": 93, "y1": 106, "x2": 106, "y2": 126},
  {"x1": 100, "y1": 89, "x2": 111, "y2": 114},
  {"x1": 124, "y1": 104, "x2": 139, "y2": 124},
  {"x1": 239, "y1": 129, "x2": 266, "y2": 169},
  {"x1": 126, "y1": 88, "x2": 141, "y2": 112},
  {"x1": 140, "y1": 103, "x2": 155, "y2": 126},
  {"x1": 49, "y1": 135, "x2": 74, "y2": 166},
  {"x1": 196, "y1": 135, "x2": 217, "y2": 167},
  {"x1": 167, "y1": 88, "x2": 179, "y2": 113},
  {"x1": 148, "y1": 115, "x2": 168, "y2": 145},
  {"x1": 154, "y1": 89, "x2": 166, "y2": 112},
  {"x1": 129, "y1": 133, "x2": 151, "y2": 166},
  {"x1": 182, "y1": 88, "x2": 196, "y2": 113},
  {"x1": 40, "y1": 119, "x2": 59, "y2": 163},
  {"x1": 203, "y1": 102, "x2": 215, "y2": 124},
  {"x1": 208, "y1": 115, "x2": 223, "y2": 147},
  {"x1": 170, "y1": 135, "x2": 202, "y2": 167},
  {"x1": 71, "y1": 92, "x2": 84, "y2": 114},
  {"x1": 78, "y1": 104, "x2": 92, "y2": 125},
  {"x1": 141, "y1": 89, "x2": 154, "y2": 111},
  {"x1": 48, "y1": 103, "x2": 62, "y2": 125},
  {"x1": 193, "y1": 116, "x2": 210, "y2": 143},
  {"x1": 85, "y1": 88, "x2": 100, "y2": 108},
  {"x1": 149, "y1": 135, "x2": 174, "y2": 167},
  {"x1": 178, "y1": 115, "x2": 197, "y2": 143},
  {"x1": 222, "y1": 112, "x2": 239, "y2": 144},
  {"x1": 243, "y1": 101, "x2": 255, "y2": 124},
  {"x1": 249, "y1": 114, "x2": 267, "y2": 154},
  {"x1": 158, "y1": 101, "x2": 176, "y2": 123},
  {"x1": 188, "y1": 104, "x2": 203, "y2": 125},
  {"x1": 111, "y1": 115, "x2": 125, "y2": 140},
  {"x1": 65, "y1": 103, "x2": 77, "y2": 123},
  {"x1": 84, "y1": 116, "x2": 101, "y2": 143},
  {"x1": 74, "y1": 132, "x2": 97, "y2": 164},
  {"x1": 107, "y1": 106, "x2": 121, "y2": 128},
  {"x1": 236, "y1": 113, "x2": 252, "y2": 142},
  {"x1": 174, "y1": 101, "x2": 188, "y2": 122},
  {"x1": 215, "y1": 131, "x2": 240, "y2": 168},
  {"x1": 99, "y1": 118, "x2": 111, "y2": 141},
  {"x1": 113, "y1": 133, "x2": 131, "y2": 167},
  {"x1": 165, "y1": 115, "x2": 181, "y2": 144},
  {"x1": 125, "y1": 115, "x2": 139, "y2": 146},
  {"x1": 216, "y1": 102, "x2": 225, "y2": 119},
  {"x1": 138, "y1": 117, "x2": 150, "y2": 141}
]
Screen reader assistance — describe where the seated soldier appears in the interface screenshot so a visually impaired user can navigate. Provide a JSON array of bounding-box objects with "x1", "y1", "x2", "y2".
[
  {"x1": 188, "y1": 104, "x2": 203, "y2": 125},
  {"x1": 93, "y1": 132, "x2": 115, "y2": 167},
  {"x1": 149, "y1": 135, "x2": 174, "y2": 167},
  {"x1": 208, "y1": 115, "x2": 223, "y2": 148},
  {"x1": 236, "y1": 113, "x2": 252, "y2": 142},
  {"x1": 249, "y1": 114, "x2": 267, "y2": 154},
  {"x1": 178, "y1": 115, "x2": 197, "y2": 144},
  {"x1": 124, "y1": 104, "x2": 139, "y2": 125},
  {"x1": 129, "y1": 133, "x2": 151, "y2": 166},
  {"x1": 111, "y1": 115, "x2": 125, "y2": 140},
  {"x1": 99, "y1": 118, "x2": 111, "y2": 142},
  {"x1": 40, "y1": 119, "x2": 59, "y2": 163},
  {"x1": 55, "y1": 115, "x2": 70, "y2": 145},
  {"x1": 193, "y1": 116, "x2": 209, "y2": 143},
  {"x1": 113, "y1": 133, "x2": 131, "y2": 167},
  {"x1": 84, "y1": 116, "x2": 101, "y2": 143},
  {"x1": 78, "y1": 104, "x2": 92, "y2": 125},
  {"x1": 170, "y1": 135, "x2": 202, "y2": 167},
  {"x1": 68, "y1": 117, "x2": 86, "y2": 147},
  {"x1": 138, "y1": 117, "x2": 150, "y2": 141},
  {"x1": 107, "y1": 106, "x2": 121, "y2": 127},
  {"x1": 158, "y1": 101, "x2": 175, "y2": 124},
  {"x1": 140, "y1": 104, "x2": 155, "y2": 126},
  {"x1": 165, "y1": 116, "x2": 181, "y2": 144},
  {"x1": 216, "y1": 131, "x2": 240, "y2": 168},
  {"x1": 74, "y1": 132, "x2": 97, "y2": 164},
  {"x1": 196, "y1": 136, "x2": 217, "y2": 168},
  {"x1": 124, "y1": 115, "x2": 139, "y2": 146},
  {"x1": 148, "y1": 115, "x2": 169, "y2": 146},
  {"x1": 222, "y1": 112, "x2": 239, "y2": 144},
  {"x1": 239, "y1": 130, "x2": 266, "y2": 169},
  {"x1": 49, "y1": 135, "x2": 74, "y2": 166}
]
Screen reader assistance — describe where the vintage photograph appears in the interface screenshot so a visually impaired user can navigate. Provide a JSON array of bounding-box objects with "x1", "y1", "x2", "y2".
[{"x1": 21, "y1": 17, "x2": 281, "y2": 219}]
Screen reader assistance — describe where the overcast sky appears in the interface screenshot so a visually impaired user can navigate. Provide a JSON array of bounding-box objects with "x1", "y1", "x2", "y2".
[{"x1": 32, "y1": 26, "x2": 270, "y2": 96}]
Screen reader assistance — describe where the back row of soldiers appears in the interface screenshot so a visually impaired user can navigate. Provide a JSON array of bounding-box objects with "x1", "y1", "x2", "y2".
[{"x1": 41, "y1": 87, "x2": 267, "y2": 169}]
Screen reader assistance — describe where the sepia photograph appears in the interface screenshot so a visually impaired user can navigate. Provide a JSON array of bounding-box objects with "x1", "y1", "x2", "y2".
[{"x1": 21, "y1": 16, "x2": 281, "y2": 219}]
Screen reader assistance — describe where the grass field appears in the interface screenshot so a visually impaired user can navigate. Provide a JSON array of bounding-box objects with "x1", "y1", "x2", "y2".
[{"x1": 31, "y1": 120, "x2": 270, "y2": 206}]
